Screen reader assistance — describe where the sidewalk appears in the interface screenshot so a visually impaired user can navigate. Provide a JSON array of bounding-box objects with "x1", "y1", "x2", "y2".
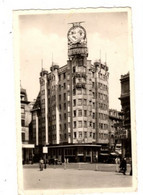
[{"x1": 23, "y1": 162, "x2": 131, "y2": 174}]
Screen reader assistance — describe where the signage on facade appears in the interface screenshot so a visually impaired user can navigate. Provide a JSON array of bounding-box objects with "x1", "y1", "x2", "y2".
[
  {"x1": 115, "y1": 129, "x2": 128, "y2": 139},
  {"x1": 43, "y1": 146, "x2": 48, "y2": 153}
]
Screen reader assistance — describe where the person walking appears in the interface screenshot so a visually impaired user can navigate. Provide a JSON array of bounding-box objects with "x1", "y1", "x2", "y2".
[
  {"x1": 39, "y1": 158, "x2": 44, "y2": 171},
  {"x1": 115, "y1": 157, "x2": 120, "y2": 172},
  {"x1": 120, "y1": 157, "x2": 127, "y2": 175}
]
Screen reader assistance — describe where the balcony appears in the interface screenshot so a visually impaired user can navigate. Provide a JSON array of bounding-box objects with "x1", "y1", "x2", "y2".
[
  {"x1": 75, "y1": 83, "x2": 86, "y2": 89},
  {"x1": 73, "y1": 72, "x2": 87, "y2": 79}
]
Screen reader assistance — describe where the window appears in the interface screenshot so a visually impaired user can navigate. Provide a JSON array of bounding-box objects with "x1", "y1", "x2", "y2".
[
  {"x1": 83, "y1": 99, "x2": 87, "y2": 105},
  {"x1": 90, "y1": 132, "x2": 92, "y2": 137},
  {"x1": 93, "y1": 133, "x2": 95, "y2": 139},
  {"x1": 84, "y1": 110, "x2": 87, "y2": 117},
  {"x1": 77, "y1": 88, "x2": 82, "y2": 95},
  {"x1": 83, "y1": 88, "x2": 86, "y2": 95},
  {"x1": 84, "y1": 121, "x2": 87, "y2": 128},
  {"x1": 64, "y1": 103, "x2": 66, "y2": 110},
  {"x1": 64, "y1": 83, "x2": 66, "y2": 89},
  {"x1": 79, "y1": 131, "x2": 82, "y2": 138},
  {"x1": 93, "y1": 113, "x2": 95, "y2": 119},
  {"x1": 78, "y1": 121, "x2": 82, "y2": 128},
  {"x1": 64, "y1": 123, "x2": 66, "y2": 130},
  {"x1": 21, "y1": 120, "x2": 25, "y2": 127},
  {"x1": 64, "y1": 133, "x2": 67, "y2": 139},
  {"x1": 68, "y1": 122, "x2": 70, "y2": 128},
  {"x1": 93, "y1": 102, "x2": 95, "y2": 108},
  {"x1": 78, "y1": 99, "x2": 82, "y2": 106},
  {"x1": 93, "y1": 123, "x2": 95, "y2": 129},
  {"x1": 64, "y1": 93, "x2": 66, "y2": 100},
  {"x1": 74, "y1": 132, "x2": 77, "y2": 138},
  {"x1": 73, "y1": 66, "x2": 76, "y2": 73},
  {"x1": 73, "y1": 99, "x2": 76, "y2": 106},
  {"x1": 77, "y1": 58, "x2": 83, "y2": 67},
  {"x1": 22, "y1": 133, "x2": 25, "y2": 142},
  {"x1": 99, "y1": 123, "x2": 103, "y2": 129},
  {"x1": 84, "y1": 131, "x2": 87, "y2": 138},
  {"x1": 73, "y1": 110, "x2": 76, "y2": 117},
  {"x1": 64, "y1": 113, "x2": 66, "y2": 120},
  {"x1": 73, "y1": 121, "x2": 76, "y2": 128},
  {"x1": 73, "y1": 89, "x2": 76, "y2": 95},
  {"x1": 89, "y1": 121, "x2": 92, "y2": 127},
  {"x1": 89, "y1": 111, "x2": 92, "y2": 116},
  {"x1": 59, "y1": 84, "x2": 61, "y2": 91},
  {"x1": 63, "y1": 73, "x2": 66, "y2": 79},
  {"x1": 59, "y1": 95, "x2": 61, "y2": 101},
  {"x1": 78, "y1": 110, "x2": 82, "y2": 117}
]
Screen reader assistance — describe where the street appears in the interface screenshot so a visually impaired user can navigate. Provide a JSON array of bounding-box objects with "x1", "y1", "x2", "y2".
[{"x1": 23, "y1": 163, "x2": 132, "y2": 190}]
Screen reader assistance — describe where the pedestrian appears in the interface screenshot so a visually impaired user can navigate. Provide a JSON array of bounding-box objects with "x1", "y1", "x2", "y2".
[
  {"x1": 130, "y1": 159, "x2": 132, "y2": 176},
  {"x1": 39, "y1": 158, "x2": 44, "y2": 171},
  {"x1": 119, "y1": 157, "x2": 127, "y2": 175},
  {"x1": 115, "y1": 157, "x2": 120, "y2": 172}
]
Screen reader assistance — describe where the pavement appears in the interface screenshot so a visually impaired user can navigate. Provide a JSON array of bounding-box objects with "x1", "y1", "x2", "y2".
[{"x1": 23, "y1": 163, "x2": 133, "y2": 190}]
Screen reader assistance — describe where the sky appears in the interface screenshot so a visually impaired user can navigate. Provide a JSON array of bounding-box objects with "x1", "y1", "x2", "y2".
[{"x1": 19, "y1": 10, "x2": 131, "y2": 110}]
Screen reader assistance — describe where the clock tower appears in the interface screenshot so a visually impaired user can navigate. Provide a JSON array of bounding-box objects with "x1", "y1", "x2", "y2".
[
  {"x1": 67, "y1": 22, "x2": 88, "y2": 59},
  {"x1": 67, "y1": 22, "x2": 89, "y2": 144}
]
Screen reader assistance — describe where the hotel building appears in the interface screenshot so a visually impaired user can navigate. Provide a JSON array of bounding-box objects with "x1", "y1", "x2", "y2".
[{"x1": 31, "y1": 22, "x2": 109, "y2": 162}]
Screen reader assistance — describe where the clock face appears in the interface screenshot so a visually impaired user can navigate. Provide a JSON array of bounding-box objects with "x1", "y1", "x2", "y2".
[{"x1": 68, "y1": 26, "x2": 86, "y2": 44}]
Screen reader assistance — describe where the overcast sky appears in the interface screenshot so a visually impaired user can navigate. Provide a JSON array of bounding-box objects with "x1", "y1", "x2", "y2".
[{"x1": 19, "y1": 10, "x2": 131, "y2": 110}]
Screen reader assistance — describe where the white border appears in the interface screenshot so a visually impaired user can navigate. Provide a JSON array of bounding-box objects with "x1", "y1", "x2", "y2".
[{"x1": 1, "y1": 1, "x2": 143, "y2": 194}]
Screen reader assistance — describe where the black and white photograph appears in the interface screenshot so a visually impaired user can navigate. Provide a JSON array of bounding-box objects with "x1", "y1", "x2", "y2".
[{"x1": 14, "y1": 8, "x2": 136, "y2": 194}]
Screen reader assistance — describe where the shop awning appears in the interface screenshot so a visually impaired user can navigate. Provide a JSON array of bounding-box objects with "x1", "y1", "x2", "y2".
[
  {"x1": 110, "y1": 152, "x2": 119, "y2": 156},
  {"x1": 99, "y1": 153, "x2": 109, "y2": 156},
  {"x1": 22, "y1": 144, "x2": 35, "y2": 149}
]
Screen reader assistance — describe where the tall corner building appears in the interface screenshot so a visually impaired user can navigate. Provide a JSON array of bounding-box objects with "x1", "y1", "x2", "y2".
[{"x1": 31, "y1": 23, "x2": 109, "y2": 163}]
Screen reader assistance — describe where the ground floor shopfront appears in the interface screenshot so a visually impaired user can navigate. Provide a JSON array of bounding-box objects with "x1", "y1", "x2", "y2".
[
  {"x1": 33, "y1": 144, "x2": 101, "y2": 163},
  {"x1": 22, "y1": 144, "x2": 35, "y2": 164}
]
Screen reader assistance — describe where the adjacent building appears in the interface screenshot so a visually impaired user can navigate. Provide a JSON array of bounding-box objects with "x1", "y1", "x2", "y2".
[
  {"x1": 21, "y1": 87, "x2": 35, "y2": 164},
  {"x1": 109, "y1": 109, "x2": 123, "y2": 153},
  {"x1": 31, "y1": 22, "x2": 109, "y2": 163},
  {"x1": 119, "y1": 72, "x2": 131, "y2": 157}
]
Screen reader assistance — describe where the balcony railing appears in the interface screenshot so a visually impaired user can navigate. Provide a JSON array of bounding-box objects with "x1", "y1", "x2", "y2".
[
  {"x1": 73, "y1": 72, "x2": 87, "y2": 79},
  {"x1": 75, "y1": 83, "x2": 86, "y2": 89}
]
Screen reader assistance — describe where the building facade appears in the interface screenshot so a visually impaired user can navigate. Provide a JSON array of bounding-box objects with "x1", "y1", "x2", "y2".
[
  {"x1": 31, "y1": 23, "x2": 109, "y2": 162},
  {"x1": 21, "y1": 87, "x2": 35, "y2": 164},
  {"x1": 109, "y1": 109, "x2": 123, "y2": 153},
  {"x1": 119, "y1": 72, "x2": 131, "y2": 157}
]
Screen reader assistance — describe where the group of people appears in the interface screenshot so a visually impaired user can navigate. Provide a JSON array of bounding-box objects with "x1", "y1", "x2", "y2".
[{"x1": 115, "y1": 157, "x2": 132, "y2": 175}]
